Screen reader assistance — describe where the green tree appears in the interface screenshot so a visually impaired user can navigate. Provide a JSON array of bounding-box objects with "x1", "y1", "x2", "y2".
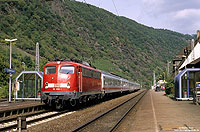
[
  {"x1": 165, "y1": 76, "x2": 174, "y2": 95},
  {"x1": 23, "y1": 56, "x2": 33, "y2": 68},
  {"x1": 0, "y1": 54, "x2": 9, "y2": 98}
]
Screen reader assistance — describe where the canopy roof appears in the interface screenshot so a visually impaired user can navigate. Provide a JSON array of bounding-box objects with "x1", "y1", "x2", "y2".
[{"x1": 16, "y1": 71, "x2": 43, "y2": 81}]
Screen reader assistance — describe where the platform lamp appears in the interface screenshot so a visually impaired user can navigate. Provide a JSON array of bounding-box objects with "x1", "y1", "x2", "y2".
[{"x1": 5, "y1": 38, "x2": 17, "y2": 103}]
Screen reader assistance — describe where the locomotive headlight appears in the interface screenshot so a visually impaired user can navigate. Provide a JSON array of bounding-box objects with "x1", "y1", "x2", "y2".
[
  {"x1": 67, "y1": 82, "x2": 70, "y2": 89},
  {"x1": 45, "y1": 82, "x2": 48, "y2": 89}
]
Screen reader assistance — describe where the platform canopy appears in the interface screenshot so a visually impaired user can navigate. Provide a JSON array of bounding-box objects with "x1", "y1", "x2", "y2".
[
  {"x1": 174, "y1": 68, "x2": 200, "y2": 99},
  {"x1": 15, "y1": 71, "x2": 43, "y2": 100},
  {"x1": 16, "y1": 71, "x2": 43, "y2": 80}
]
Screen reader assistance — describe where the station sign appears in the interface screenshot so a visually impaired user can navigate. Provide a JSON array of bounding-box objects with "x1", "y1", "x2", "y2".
[
  {"x1": 197, "y1": 83, "x2": 200, "y2": 87},
  {"x1": 4, "y1": 68, "x2": 16, "y2": 74}
]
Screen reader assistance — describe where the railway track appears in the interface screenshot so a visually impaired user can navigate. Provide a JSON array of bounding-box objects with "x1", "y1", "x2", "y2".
[
  {"x1": 0, "y1": 109, "x2": 74, "y2": 131},
  {"x1": 0, "y1": 90, "x2": 146, "y2": 131},
  {"x1": 71, "y1": 90, "x2": 147, "y2": 132}
]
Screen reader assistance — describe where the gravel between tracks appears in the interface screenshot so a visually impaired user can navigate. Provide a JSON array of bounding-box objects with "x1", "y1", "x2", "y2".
[{"x1": 24, "y1": 90, "x2": 143, "y2": 132}]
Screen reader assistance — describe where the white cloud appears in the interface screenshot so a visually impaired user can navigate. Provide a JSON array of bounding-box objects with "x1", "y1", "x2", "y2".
[
  {"x1": 142, "y1": 0, "x2": 164, "y2": 5},
  {"x1": 139, "y1": 0, "x2": 200, "y2": 34},
  {"x1": 141, "y1": 0, "x2": 164, "y2": 16},
  {"x1": 175, "y1": 9, "x2": 200, "y2": 19},
  {"x1": 171, "y1": 8, "x2": 200, "y2": 34}
]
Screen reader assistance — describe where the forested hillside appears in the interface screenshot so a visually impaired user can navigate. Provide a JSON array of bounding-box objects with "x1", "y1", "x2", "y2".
[{"x1": 0, "y1": 0, "x2": 192, "y2": 96}]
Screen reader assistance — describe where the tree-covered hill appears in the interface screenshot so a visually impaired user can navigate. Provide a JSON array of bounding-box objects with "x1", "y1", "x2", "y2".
[{"x1": 0, "y1": 0, "x2": 192, "y2": 94}]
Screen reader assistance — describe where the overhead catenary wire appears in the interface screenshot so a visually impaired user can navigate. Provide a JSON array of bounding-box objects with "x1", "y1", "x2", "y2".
[
  {"x1": 111, "y1": 0, "x2": 119, "y2": 16},
  {"x1": 81, "y1": 0, "x2": 122, "y2": 30}
]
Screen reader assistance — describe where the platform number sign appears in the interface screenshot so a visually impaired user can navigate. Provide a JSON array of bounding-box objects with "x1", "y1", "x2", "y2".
[{"x1": 4, "y1": 68, "x2": 16, "y2": 74}]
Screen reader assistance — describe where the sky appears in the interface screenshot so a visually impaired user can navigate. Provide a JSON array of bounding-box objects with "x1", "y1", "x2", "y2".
[{"x1": 76, "y1": 0, "x2": 200, "y2": 35}]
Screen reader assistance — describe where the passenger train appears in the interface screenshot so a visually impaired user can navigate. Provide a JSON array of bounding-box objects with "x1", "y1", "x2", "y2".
[{"x1": 41, "y1": 59, "x2": 140, "y2": 109}]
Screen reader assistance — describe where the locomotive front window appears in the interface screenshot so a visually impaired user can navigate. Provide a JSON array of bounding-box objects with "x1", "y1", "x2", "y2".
[
  {"x1": 45, "y1": 66, "x2": 56, "y2": 74},
  {"x1": 60, "y1": 66, "x2": 74, "y2": 74}
]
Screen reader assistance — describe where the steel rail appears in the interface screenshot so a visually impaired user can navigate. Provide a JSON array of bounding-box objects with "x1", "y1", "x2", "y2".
[
  {"x1": 71, "y1": 90, "x2": 146, "y2": 132},
  {"x1": 0, "y1": 110, "x2": 50, "y2": 123},
  {"x1": 109, "y1": 90, "x2": 147, "y2": 132},
  {"x1": 0, "y1": 109, "x2": 70, "y2": 131}
]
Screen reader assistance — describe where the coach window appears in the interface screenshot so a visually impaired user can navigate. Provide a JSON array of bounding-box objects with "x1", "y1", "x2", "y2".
[
  {"x1": 89, "y1": 69, "x2": 92, "y2": 77},
  {"x1": 89, "y1": 70, "x2": 92, "y2": 78},
  {"x1": 60, "y1": 66, "x2": 74, "y2": 74},
  {"x1": 45, "y1": 66, "x2": 56, "y2": 74},
  {"x1": 118, "y1": 80, "x2": 120, "y2": 85},
  {"x1": 98, "y1": 72, "x2": 101, "y2": 79},
  {"x1": 110, "y1": 79, "x2": 112, "y2": 85}
]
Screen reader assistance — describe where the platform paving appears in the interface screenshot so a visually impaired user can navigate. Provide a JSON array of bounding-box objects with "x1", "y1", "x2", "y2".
[{"x1": 127, "y1": 90, "x2": 200, "y2": 132}]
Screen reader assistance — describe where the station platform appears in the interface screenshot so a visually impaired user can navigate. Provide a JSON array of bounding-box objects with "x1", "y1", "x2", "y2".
[
  {"x1": 127, "y1": 90, "x2": 200, "y2": 132},
  {"x1": 0, "y1": 100, "x2": 45, "y2": 118},
  {"x1": 0, "y1": 101, "x2": 44, "y2": 112}
]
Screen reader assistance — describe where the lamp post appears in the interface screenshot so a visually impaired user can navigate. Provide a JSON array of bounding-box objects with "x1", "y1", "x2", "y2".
[
  {"x1": 167, "y1": 60, "x2": 172, "y2": 76},
  {"x1": 163, "y1": 72, "x2": 165, "y2": 81},
  {"x1": 5, "y1": 38, "x2": 17, "y2": 103}
]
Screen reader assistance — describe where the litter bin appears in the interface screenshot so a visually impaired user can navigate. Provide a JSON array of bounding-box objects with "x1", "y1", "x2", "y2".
[{"x1": 184, "y1": 91, "x2": 187, "y2": 98}]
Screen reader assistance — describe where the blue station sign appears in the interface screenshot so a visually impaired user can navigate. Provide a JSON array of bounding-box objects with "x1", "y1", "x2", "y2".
[
  {"x1": 4, "y1": 68, "x2": 16, "y2": 74},
  {"x1": 197, "y1": 83, "x2": 200, "y2": 87}
]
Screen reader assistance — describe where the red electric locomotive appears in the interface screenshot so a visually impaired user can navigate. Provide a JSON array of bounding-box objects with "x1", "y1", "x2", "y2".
[
  {"x1": 42, "y1": 59, "x2": 141, "y2": 109},
  {"x1": 41, "y1": 60, "x2": 102, "y2": 109}
]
